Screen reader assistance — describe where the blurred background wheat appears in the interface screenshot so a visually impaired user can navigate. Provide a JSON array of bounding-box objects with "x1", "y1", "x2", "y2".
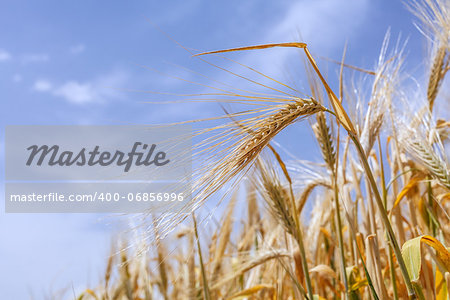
[{"x1": 75, "y1": 0, "x2": 450, "y2": 299}]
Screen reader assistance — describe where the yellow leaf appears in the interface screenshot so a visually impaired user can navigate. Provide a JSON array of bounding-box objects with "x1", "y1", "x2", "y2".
[
  {"x1": 401, "y1": 235, "x2": 450, "y2": 283},
  {"x1": 391, "y1": 174, "x2": 425, "y2": 213},
  {"x1": 421, "y1": 236, "x2": 450, "y2": 270},
  {"x1": 436, "y1": 266, "x2": 448, "y2": 300},
  {"x1": 320, "y1": 227, "x2": 332, "y2": 240},
  {"x1": 78, "y1": 289, "x2": 99, "y2": 300},
  {"x1": 227, "y1": 284, "x2": 272, "y2": 300},
  {"x1": 418, "y1": 197, "x2": 430, "y2": 225},
  {"x1": 346, "y1": 265, "x2": 367, "y2": 292},
  {"x1": 350, "y1": 279, "x2": 368, "y2": 292}
]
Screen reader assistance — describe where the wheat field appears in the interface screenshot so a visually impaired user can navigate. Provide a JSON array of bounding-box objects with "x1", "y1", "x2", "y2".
[{"x1": 76, "y1": 0, "x2": 449, "y2": 299}]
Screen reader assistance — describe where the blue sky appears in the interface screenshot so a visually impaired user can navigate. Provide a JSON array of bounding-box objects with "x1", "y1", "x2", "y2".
[{"x1": 0, "y1": 0, "x2": 431, "y2": 299}]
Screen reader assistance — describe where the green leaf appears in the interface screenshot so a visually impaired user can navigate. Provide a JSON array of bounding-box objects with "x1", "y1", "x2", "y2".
[{"x1": 401, "y1": 235, "x2": 450, "y2": 283}]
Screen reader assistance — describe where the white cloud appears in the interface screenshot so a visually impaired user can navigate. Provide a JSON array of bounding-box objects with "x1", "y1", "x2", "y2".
[
  {"x1": 70, "y1": 44, "x2": 85, "y2": 54},
  {"x1": 32, "y1": 70, "x2": 129, "y2": 104},
  {"x1": 0, "y1": 49, "x2": 11, "y2": 61},
  {"x1": 53, "y1": 81, "x2": 95, "y2": 104},
  {"x1": 21, "y1": 53, "x2": 49, "y2": 64},
  {"x1": 33, "y1": 79, "x2": 53, "y2": 92}
]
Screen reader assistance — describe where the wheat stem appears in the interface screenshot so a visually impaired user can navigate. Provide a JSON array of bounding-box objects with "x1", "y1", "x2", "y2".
[
  {"x1": 378, "y1": 136, "x2": 400, "y2": 300},
  {"x1": 295, "y1": 42, "x2": 417, "y2": 298},
  {"x1": 313, "y1": 112, "x2": 349, "y2": 296},
  {"x1": 350, "y1": 133, "x2": 416, "y2": 299},
  {"x1": 192, "y1": 214, "x2": 211, "y2": 300}
]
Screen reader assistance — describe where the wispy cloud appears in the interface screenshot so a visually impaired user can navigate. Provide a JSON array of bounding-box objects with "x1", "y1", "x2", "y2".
[
  {"x1": 53, "y1": 81, "x2": 95, "y2": 104},
  {"x1": 33, "y1": 79, "x2": 53, "y2": 92},
  {"x1": 33, "y1": 70, "x2": 129, "y2": 104},
  {"x1": 69, "y1": 44, "x2": 85, "y2": 55},
  {"x1": 0, "y1": 49, "x2": 11, "y2": 61},
  {"x1": 269, "y1": 0, "x2": 370, "y2": 49},
  {"x1": 175, "y1": 0, "x2": 372, "y2": 119},
  {"x1": 228, "y1": 0, "x2": 371, "y2": 87},
  {"x1": 151, "y1": 0, "x2": 201, "y2": 25}
]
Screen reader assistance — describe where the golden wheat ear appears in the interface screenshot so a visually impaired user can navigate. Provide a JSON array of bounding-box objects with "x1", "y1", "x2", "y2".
[{"x1": 194, "y1": 42, "x2": 357, "y2": 135}]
